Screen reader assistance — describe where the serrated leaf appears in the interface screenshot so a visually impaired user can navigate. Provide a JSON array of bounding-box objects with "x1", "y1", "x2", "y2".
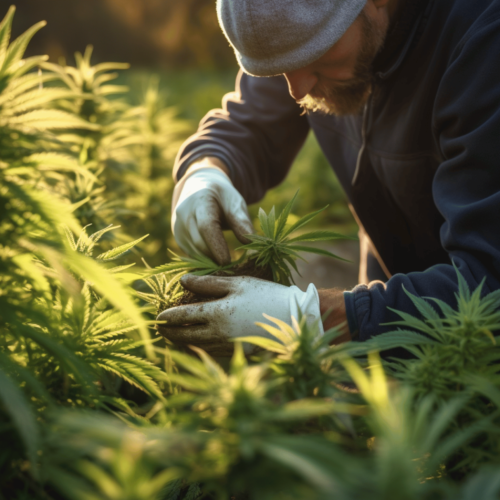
[
  {"x1": 5, "y1": 109, "x2": 100, "y2": 131},
  {"x1": 235, "y1": 336, "x2": 288, "y2": 354},
  {"x1": 6, "y1": 88, "x2": 81, "y2": 115},
  {"x1": 384, "y1": 308, "x2": 438, "y2": 337},
  {"x1": 22, "y1": 153, "x2": 98, "y2": 182},
  {"x1": 97, "y1": 234, "x2": 148, "y2": 262},
  {"x1": 275, "y1": 190, "x2": 298, "y2": 240},
  {"x1": 254, "y1": 321, "x2": 293, "y2": 346},
  {"x1": 402, "y1": 285, "x2": 441, "y2": 322},
  {"x1": 0, "y1": 20, "x2": 46, "y2": 76},
  {"x1": 64, "y1": 225, "x2": 77, "y2": 251},
  {"x1": 0, "y1": 6, "x2": 15, "y2": 67},
  {"x1": 89, "y1": 224, "x2": 118, "y2": 244},
  {"x1": 267, "y1": 206, "x2": 276, "y2": 238},
  {"x1": 9, "y1": 54, "x2": 48, "y2": 80},
  {"x1": 258, "y1": 207, "x2": 272, "y2": 238},
  {"x1": 92, "y1": 62, "x2": 130, "y2": 74},
  {"x1": 108, "y1": 263, "x2": 136, "y2": 274},
  {"x1": 282, "y1": 205, "x2": 328, "y2": 238},
  {"x1": 360, "y1": 330, "x2": 436, "y2": 354}
]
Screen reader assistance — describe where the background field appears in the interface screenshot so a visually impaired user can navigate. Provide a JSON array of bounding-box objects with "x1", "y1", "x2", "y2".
[
  {"x1": 4, "y1": 0, "x2": 361, "y2": 288},
  {"x1": 3, "y1": 3, "x2": 500, "y2": 499}
]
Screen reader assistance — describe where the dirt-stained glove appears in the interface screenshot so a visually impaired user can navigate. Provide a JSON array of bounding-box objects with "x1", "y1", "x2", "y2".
[
  {"x1": 171, "y1": 166, "x2": 254, "y2": 266},
  {"x1": 157, "y1": 275, "x2": 324, "y2": 356}
]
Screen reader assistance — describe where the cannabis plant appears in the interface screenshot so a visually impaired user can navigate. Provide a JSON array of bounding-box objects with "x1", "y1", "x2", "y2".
[
  {"x1": 40, "y1": 45, "x2": 140, "y2": 233},
  {"x1": 146, "y1": 192, "x2": 355, "y2": 315},
  {"x1": 362, "y1": 267, "x2": 500, "y2": 476},
  {"x1": 0, "y1": 8, "x2": 169, "y2": 494},
  {"x1": 42, "y1": 346, "x2": 499, "y2": 500},
  {"x1": 0, "y1": 7, "x2": 97, "y2": 160},
  {"x1": 375, "y1": 270, "x2": 500, "y2": 398},
  {"x1": 241, "y1": 314, "x2": 348, "y2": 399},
  {"x1": 2, "y1": 4, "x2": 500, "y2": 499},
  {"x1": 142, "y1": 252, "x2": 243, "y2": 315},
  {"x1": 241, "y1": 191, "x2": 356, "y2": 285},
  {"x1": 118, "y1": 77, "x2": 191, "y2": 265}
]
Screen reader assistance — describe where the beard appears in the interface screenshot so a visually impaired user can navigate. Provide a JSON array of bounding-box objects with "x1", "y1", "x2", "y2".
[{"x1": 298, "y1": 11, "x2": 388, "y2": 116}]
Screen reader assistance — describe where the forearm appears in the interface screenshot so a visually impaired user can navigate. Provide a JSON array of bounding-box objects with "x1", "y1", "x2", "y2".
[{"x1": 317, "y1": 288, "x2": 351, "y2": 344}]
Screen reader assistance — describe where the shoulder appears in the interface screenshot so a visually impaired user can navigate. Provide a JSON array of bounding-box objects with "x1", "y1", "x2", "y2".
[{"x1": 439, "y1": 0, "x2": 500, "y2": 49}]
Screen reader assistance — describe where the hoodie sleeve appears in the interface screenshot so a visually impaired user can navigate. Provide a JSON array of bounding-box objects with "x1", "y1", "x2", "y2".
[{"x1": 173, "y1": 70, "x2": 310, "y2": 204}]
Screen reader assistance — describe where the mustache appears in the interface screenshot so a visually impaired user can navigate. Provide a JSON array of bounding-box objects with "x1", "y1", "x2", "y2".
[{"x1": 297, "y1": 76, "x2": 372, "y2": 116}]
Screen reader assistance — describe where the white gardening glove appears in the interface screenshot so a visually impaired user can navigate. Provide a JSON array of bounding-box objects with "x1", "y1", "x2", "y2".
[
  {"x1": 171, "y1": 166, "x2": 254, "y2": 265},
  {"x1": 157, "y1": 275, "x2": 324, "y2": 356}
]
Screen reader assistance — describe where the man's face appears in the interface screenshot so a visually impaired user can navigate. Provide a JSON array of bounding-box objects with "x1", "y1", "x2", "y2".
[{"x1": 284, "y1": 7, "x2": 390, "y2": 116}]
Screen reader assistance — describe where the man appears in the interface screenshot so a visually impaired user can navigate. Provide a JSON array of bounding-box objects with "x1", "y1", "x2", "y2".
[{"x1": 158, "y1": 0, "x2": 500, "y2": 354}]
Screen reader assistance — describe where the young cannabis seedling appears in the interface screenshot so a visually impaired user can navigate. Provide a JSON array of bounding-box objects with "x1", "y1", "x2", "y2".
[{"x1": 240, "y1": 191, "x2": 356, "y2": 285}]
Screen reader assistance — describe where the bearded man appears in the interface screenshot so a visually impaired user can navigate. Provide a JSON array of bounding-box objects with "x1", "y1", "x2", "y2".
[{"x1": 158, "y1": 0, "x2": 500, "y2": 355}]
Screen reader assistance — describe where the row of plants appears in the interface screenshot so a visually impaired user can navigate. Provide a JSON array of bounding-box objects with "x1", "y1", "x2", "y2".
[{"x1": 1, "y1": 5, "x2": 500, "y2": 500}]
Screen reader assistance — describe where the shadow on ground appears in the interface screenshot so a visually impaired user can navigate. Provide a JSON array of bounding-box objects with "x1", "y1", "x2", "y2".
[{"x1": 291, "y1": 241, "x2": 360, "y2": 292}]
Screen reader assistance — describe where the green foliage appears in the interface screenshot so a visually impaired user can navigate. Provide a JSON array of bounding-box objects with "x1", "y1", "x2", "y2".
[
  {"x1": 1, "y1": 5, "x2": 500, "y2": 500},
  {"x1": 361, "y1": 268, "x2": 500, "y2": 477},
  {"x1": 240, "y1": 314, "x2": 349, "y2": 400},
  {"x1": 0, "y1": 6, "x2": 169, "y2": 494},
  {"x1": 152, "y1": 251, "x2": 236, "y2": 277},
  {"x1": 138, "y1": 252, "x2": 240, "y2": 314},
  {"x1": 241, "y1": 190, "x2": 357, "y2": 284},
  {"x1": 376, "y1": 272, "x2": 500, "y2": 400}
]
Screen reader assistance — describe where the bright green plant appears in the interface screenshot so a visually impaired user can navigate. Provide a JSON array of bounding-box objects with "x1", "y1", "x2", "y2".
[
  {"x1": 375, "y1": 270, "x2": 500, "y2": 398},
  {"x1": 0, "y1": 7, "x2": 97, "y2": 159},
  {"x1": 113, "y1": 77, "x2": 191, "y2": 265},
  {"x1": 152, "y1": 251, "x2": 237, "y2": 277},
  {"x1": 2, "y1": 4, "x2": 500, "y2": 499},
  {"x1": 139, "y1": 252, "x2": 239, "y2": 314},
  {"x1": 144, "y1": 192, "x2": 355, "y2": 314},
  {"x1": 241, "y1": 314, "x2": 348, "y2": 400},
  {"x1": 240, "y1": 191, "x2": 356, "y2": 285},
  {"x1": 361, "y1": 267, "x2": 500, "y2": 477},
  {"x1": 40, "y1": 46, "x2": 136, "y2": 232},
  {"x1": 0, "y1": 7, "x2": 168, "y2": 494},
  {"x1": 66, "y1": 223, "x2": 148, "y2": 267},
  {"x1": 41, "y1": 346, "x2": 499, "y2": 500}
]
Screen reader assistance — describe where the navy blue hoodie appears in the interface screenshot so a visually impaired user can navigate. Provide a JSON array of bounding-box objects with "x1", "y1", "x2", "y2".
[{"x1": 174, "y1": 0, "x2": 500, "y2": 341}]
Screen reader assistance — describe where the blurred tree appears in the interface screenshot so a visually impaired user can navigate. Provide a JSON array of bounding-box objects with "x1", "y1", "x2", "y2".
[{"x1": 5, "y1": 0, "x2": 237, "y2": 69}]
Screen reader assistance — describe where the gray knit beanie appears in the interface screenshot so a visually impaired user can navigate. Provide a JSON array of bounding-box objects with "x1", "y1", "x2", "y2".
[{"x1": 217, "y1": 0, "x2": 367, "y2": 77}]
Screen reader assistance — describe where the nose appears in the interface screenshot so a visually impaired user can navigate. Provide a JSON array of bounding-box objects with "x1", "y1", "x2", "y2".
[{"x1": 284, "y1": 69, "x2": 318, "y2": 101}]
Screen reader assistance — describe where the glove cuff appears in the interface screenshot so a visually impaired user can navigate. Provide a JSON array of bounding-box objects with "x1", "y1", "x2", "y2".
[{"x1": 288, "y1": 284, "x2": 325, "y2": 337}]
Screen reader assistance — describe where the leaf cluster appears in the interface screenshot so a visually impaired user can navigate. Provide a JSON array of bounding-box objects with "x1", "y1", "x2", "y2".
[{"x1": 241, "y1": 191, "x2": 356, "y2": 285}]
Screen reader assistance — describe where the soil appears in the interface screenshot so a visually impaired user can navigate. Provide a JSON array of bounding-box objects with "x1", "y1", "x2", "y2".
[{"x1": 171, "y1": 258, "x2": 273, "y2": 308}]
